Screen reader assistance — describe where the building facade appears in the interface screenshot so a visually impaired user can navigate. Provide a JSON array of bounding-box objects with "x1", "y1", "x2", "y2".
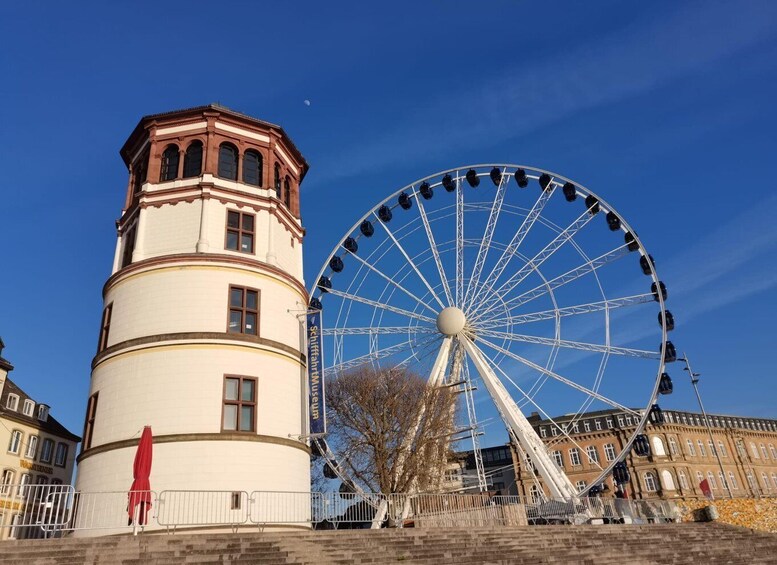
[
  {"x1": 0, "y1": 340, "x2": 81, "y2": 540},
  {"x1": 74, "y1": 105, "x2": 311, "y2": 529},
  {"x1": 446, "y1": 445, "x2": 520, "y2": 496},
  {"x1": 512, "y1": 409, "x2": 777, "y2": 502}
]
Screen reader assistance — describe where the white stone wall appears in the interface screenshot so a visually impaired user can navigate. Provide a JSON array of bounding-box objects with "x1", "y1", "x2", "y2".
[
  {"x1": 89, "y1": 347, "x2": 304, "y2": 443},
  {"x1": 103, "y1": 263, "x2": 305, "y2": 349}
]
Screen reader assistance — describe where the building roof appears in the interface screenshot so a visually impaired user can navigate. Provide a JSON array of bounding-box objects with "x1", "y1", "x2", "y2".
[
  {"x1": 119, "y1": 103, "x2": 309, "y2": 178},
  {"x1": 0, "y1": 376, "x2": 81, "y2": 442}
]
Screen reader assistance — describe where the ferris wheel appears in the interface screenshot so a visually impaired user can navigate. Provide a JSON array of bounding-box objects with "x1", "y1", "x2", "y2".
[{"x1": 309, "y1": 164, "x2": 676, "y2": 498}]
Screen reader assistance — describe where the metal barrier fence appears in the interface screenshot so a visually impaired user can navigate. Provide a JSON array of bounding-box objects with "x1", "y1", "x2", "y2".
[{"x1": 0, "y1": 484, "x2": 679, "y2": 539}]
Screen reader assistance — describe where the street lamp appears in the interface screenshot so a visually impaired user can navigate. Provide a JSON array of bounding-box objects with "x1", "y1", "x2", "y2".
[{"x1": 678, "y1": 354, "x2": 733, "y2": 499}]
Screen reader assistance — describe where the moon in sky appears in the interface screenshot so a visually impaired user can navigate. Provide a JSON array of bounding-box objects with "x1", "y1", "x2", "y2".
[{"x1": 304, "y1": 99, "x2": 311, "y2": 106}]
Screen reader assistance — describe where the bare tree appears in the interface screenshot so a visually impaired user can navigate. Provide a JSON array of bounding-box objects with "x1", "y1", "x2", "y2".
[{"x1": 324, "y1": 365, "x2": 458, "y2": 494}]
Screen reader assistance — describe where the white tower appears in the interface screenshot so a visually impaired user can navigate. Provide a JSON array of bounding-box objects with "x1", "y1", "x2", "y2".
[{"x1": 75, "y1": 105, "x2": 310, "y2": 530}]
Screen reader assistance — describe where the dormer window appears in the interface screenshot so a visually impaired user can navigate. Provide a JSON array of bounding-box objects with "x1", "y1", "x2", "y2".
[
  {"x1": 5, "y1": 393, "x2": 19, "y2": 411},
  {"x1": 22, "y1": 399, "x2": 34, "y2": 417},
  {"x1": 37, "y1": 404, "x2": 50, "y2": 422}
]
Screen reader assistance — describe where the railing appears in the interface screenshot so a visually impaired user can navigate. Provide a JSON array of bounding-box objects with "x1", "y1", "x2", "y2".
[{"x1": 0, "y1": 484, "x2": 680, "y2": 539}]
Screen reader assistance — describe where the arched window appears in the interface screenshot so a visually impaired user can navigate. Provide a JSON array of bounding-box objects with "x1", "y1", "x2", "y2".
[
  {"x1": 660, "y1": 470, "x2": 675, "y2": 491},
  {"x1": 751, "y1": 442, "x2": 760, "y2": 459},
  {"x1": 160, "y1": 144, "x2": 180, "y2": 181},
  {"x1": 217, "y1": 143, "x2": 238, "y2": 180},
  {"x1": 677, "y1": 469, "x2": 689, "y2": 489},
  {"x1": 644, "y1": 472, "x2": 658, "y2": 492},
  {"x1": 668, "y1": 437, "x2": 678, "y2": 455},
  {"x1": 132, "y1": 149, "x2": 149, "y2": 195},
  {"x1": 529, "y1": 484, "x2": 542, "y2": 504},
  {"x1": 243, "y1": 150, "x2": 263, "y2": 186},
  {"x1": 707, "y1": 471, "x2": 717, "y2": 489},
  {"x1": 183, "y1": 141, "x2": 203, "y2": 178},
  {"x1": 274, "y1": 163, "x2": 281, "y2": 198},
  {"x1": 284, "y1": 176, "x2": 291, "y2": 208},
  {"x1": 651, "y1": 436, "x2": 666, "y2": 456}
]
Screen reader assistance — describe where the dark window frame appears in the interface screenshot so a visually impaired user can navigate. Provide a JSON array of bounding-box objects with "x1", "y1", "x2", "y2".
[
  {"x1": 82, "y1": 393, "x2": 99, "y2": 452},
  {"x1": 160, "y1": 144, "x2": 180, "y2": 181},
  {"x1": 225, "y1": 210, "x2": 255, "y2": 254},
  {"x1": 183, "y1": 140, "x2": 203, "y2": 178},
  {"x1": 242, "y1": 149, "x2": 263, "y2": 187},
  {"x1": 221, "y1": 375, "x2": 257, "y2": 433},
  {"x1": 97, "y1": 304, "x2": 113, "y2": 352},
  {"x1": 121, "y1": 223, "x2": 137, "y2": 269},
  {"x1": 274, "y1": 163, "x2": 281, "y2": 198},
  {"x1": 40, "y1": 438, "x2": 55, "y2": 464},
  {"x1": 54, "y1": 443, "x2": 68, "y2": 467},
  {"x1": 218, "y1": 143, "x2": 239, "y2": 180},
  {"x1": 227, "y1": 286, "x2": 260, "y2": 336},
  {"x1": 284, "y1": 176, "x2": 291, "y2": 208}
]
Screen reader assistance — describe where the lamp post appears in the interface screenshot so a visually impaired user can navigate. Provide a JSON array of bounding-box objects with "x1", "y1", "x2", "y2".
[{"x1": 679, "y1": 354, "x2": 733, "y2": 499}]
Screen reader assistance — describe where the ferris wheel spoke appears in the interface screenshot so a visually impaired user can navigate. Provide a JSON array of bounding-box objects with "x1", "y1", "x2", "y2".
[
  {"x1": 473, "y1": 345, "x2": 605, "y2": 473},
  {"x1": 373, "y1": 211, "x2": 446, "y2": 309},
  {"x1": 344, "y1": 248, "x2": 439, "y2": 315},
  {"x1": 476, "y1": 329, "x2": 660, "y2": 359},
  {"x1": 477, "y1": 293, "x2": 655, "y2": 329},
  {"x1": 473, "y1": 243, "x2": 630, "y2": 324},
  {"x1": 322, "y1": 326, "x2": 436, "y2": 336},
  {"x1": 476, "y1": 336, "x2": 641, "y2": 417},
  {"x1": 413, "y1": 188, "x2": 454, "y2": 306},
  {"x1": 463, "y1": 168, "x2": 509, "y2": 310},
  {"x1": 325, "y1": 288, "x2": 436, "y2": 324},
  {"x1": 326, "y1": 335, "x2": 440, "y2": 376},
  {"x1": 468, "y1": 179, "x2": 556, "y2": 310},
  {"x1": 456, "y1": 175, "x2": 464, "y2": 307},
  {"x1": 469, "y1": 207, "x2": 597, "y2": 323}
]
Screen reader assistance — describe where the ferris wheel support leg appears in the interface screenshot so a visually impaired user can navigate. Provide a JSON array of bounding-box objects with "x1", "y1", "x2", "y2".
[
  {"x1": 460, "y1": 336, "x2": 580, "y2": 501},
  {"x1": 427, "y1": 336, "x2": 453, "y2": 387}
]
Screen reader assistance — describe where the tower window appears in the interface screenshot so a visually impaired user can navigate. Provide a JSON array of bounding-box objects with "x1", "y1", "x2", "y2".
[
  {"x1": 243, "y1": 150, "x2": 263, "y2": 186},
  {"x1": 274, "y1": 163, "x2": 281, "y2": 198},
  {"x1": 132, "y1": 150, "x2": 149, "y2": 195},
  {"x1": 284, "y1": 176, "x2": 291, "y2": 208},
  {"x1": 183, "y1": 141, "x2": 203, "y2": 178},
  {"x1": 121, "y1": 223, "x2": 137, "y2": 269},
  {"x1": 160, "y1": 144, "x2": 180, "y2": 181},
  {"x1": 222, "y1": 375, "x2": 257, "y2": 432},
  {"x1": 97, "y1": 303, "x2": 113, "y2": 352},
  {"x1": 82, "y1": 393, "x2": 99, "y2": 452},
  {"x1": 225, "y1": 210, "x2": 255, "y2": 253},
  {"x1": 218, "y1": 143, "x2": 239, "y2": 180},
  {"x1": 228, "y1": 286, "x2": 259, "y2": 335}
]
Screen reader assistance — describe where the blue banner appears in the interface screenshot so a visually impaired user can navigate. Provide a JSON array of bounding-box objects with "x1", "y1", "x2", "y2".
[{"x1": 307, "y1": 310, "x2": 326, "y2": 435}]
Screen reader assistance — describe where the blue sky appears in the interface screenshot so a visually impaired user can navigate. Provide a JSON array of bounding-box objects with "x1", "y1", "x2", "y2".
[{"x1": 1, "y1": 1, "x2": 776, "y2": 445}]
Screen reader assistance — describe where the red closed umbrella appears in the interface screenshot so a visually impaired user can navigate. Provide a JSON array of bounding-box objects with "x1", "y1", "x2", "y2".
[{"x1": 128, "y1": 426, "x2": 153, "y2": 526}]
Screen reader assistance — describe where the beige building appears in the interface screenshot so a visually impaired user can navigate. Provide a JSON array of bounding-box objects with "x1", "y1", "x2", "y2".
[
  {"x1": 74, "y1": 105, "x2": 311, "y2": 532},
  {"x1": 511, "y1": 408, "x2": 777, "y2": 502},
  {"x1": 0, "y1": 340, "x2": 80, "y2": 540}
]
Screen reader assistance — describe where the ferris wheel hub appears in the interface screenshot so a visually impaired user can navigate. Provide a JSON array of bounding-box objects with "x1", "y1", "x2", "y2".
[{"x1": 436, "y1": 307, "x2": 467, "y2": 336}]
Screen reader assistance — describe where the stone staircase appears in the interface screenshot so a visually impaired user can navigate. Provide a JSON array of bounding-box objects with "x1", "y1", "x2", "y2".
[{"x1": 2, "y1": 523, "x2": 777, "y2": 564}]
